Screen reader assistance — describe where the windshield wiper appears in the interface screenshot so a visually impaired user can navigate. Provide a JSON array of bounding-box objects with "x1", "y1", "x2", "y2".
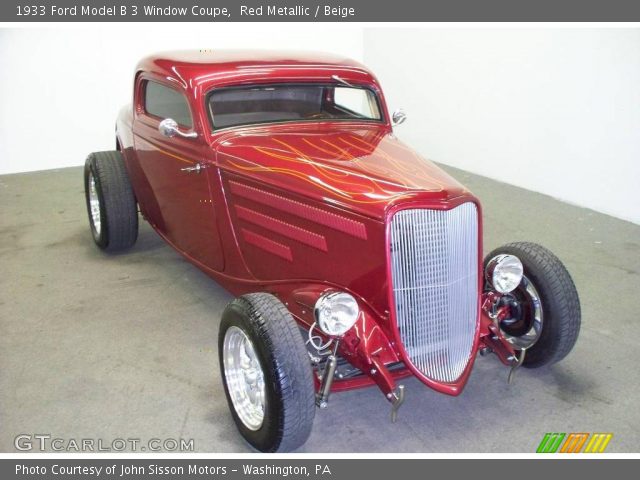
[{"x1": 331, "y1": 75, "x2": 353, "y2": 87}]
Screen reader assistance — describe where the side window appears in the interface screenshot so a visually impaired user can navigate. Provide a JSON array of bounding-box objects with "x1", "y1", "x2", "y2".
[
  {"x1": 144, "y1": 81, "x2": 193, "y2": 128},
  {"x1": 333, "y1": 87, "x2": 380, "y2": 120}
]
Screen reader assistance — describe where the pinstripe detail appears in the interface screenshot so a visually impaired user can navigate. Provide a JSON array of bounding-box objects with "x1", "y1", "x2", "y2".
[
  {"x1": 241, "y1": 228, "x2": 293, "y2": 262},
  {"x1": 228, "y1": 180, "x2": 367, "y2": 240},
  {"x1": 135, "y1": 137, "x2": 196, "y2": 165},
  {"x1": 235, "y1": 205, "x2": 328, "y2": 252}
]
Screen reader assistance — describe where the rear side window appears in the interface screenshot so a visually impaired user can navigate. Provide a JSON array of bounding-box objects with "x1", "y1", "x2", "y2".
[{"x1": 144, "y1": 81, "x2": 193, "y2": 128}]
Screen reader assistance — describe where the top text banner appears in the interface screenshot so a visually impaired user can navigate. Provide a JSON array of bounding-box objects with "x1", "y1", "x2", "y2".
[{"x1": 2, "y1": 0, "x2": 640, "y2": 22}]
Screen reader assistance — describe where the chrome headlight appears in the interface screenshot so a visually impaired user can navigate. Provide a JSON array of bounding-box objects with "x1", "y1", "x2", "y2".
[
  {"x1": 486, "y1": 254, "x2": 524, "y2": 293},
  {"x1": 314, "y1": 292, "x2": 359, "y2": 336}
]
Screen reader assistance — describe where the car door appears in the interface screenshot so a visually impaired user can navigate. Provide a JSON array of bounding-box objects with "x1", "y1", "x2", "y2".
[{"x1": 132, "y1": 76, "x2": 224, "y2": 271}]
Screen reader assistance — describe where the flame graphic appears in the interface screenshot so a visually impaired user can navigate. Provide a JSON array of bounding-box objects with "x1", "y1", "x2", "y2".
[{"x1": 224, "y1": 133, "x2": 455, "y2": 204}]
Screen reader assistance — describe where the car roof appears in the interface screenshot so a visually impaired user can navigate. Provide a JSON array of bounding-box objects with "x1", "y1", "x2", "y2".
[{"x1": 136, "y1": 50, "x2": 379, "y2": 90}]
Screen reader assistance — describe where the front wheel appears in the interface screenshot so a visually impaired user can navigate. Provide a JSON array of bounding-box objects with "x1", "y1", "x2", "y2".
[
  {"x1": 218, "y1": 293, "x2": 315, "y2": 452},
  {"x1": 484, "y1": 242, "x2": 581, "y2": 368}
]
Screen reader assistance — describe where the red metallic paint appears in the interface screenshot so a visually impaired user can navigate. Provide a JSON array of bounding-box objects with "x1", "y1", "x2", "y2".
[
  {"x1": 215, "y1": 125, "x2": 470, "y2": 219},
  {"x1": 116, "y1": 51, "x2": 506, "y2": 401},
  {"x1": 479, "y1": 291, "x2": 518, "y2": 366}
]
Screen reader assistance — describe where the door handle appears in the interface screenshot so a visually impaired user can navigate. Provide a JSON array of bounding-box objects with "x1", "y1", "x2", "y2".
[{"x1": 180, "y1": 163, "x2": 203, "y2": 174}]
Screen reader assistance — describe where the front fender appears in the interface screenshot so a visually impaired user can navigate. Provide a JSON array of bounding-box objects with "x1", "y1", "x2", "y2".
[{"x1": 273, "y1": 283, "x2": 410, "y2": 398}]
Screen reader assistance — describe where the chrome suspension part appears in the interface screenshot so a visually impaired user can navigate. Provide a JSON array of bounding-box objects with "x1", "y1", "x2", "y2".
[
  {"x1": 389, "y1": 385, "x2": 406, "y2": 423},
  {"x1": 507, "y1": 348, "x2": 527, "y2": 385},
  {"x1": 316, "y1": 351, "x2": 338, "y2": 409}
]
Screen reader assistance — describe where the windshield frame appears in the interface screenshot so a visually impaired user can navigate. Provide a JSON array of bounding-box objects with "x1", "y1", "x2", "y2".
[{"x1": 204, "y1": 82, "x2": 386, "y2": 132}]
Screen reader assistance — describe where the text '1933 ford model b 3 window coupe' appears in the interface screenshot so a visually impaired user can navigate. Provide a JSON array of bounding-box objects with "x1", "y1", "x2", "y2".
[{"x1": 84, "y1": 50, "x2": 581, "y2": 452}]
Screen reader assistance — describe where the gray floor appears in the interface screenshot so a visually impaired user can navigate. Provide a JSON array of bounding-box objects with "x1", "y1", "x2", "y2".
[{"x1": 1, "y1": 164, "x2": 639, "y2": 453}]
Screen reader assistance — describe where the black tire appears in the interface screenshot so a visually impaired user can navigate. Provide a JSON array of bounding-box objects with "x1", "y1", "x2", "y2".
[
  {"x1": 84, "y1": 151, "x2": 138, "y2": 251},
  {"x1": 218, "y1": 293, "x2": 315, "y2": 452},
  {"x1": 484, "y1": 242, "x2": 580, "y2": 368}
]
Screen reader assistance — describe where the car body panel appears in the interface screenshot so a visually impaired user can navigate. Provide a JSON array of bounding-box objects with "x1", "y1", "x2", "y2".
[
  {"x1": 115, "y1": 50, "x2": 496, "y2": 398},
  {"x1": 214, "y1": 124, "x2": 469, "y2": 219}
]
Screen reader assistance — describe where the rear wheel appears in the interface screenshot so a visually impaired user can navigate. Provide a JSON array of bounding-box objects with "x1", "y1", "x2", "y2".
[
  {"x1": 219, "y1": 293, "x2": 315, "y2": 452},
  {"x1": 84, "y1": 151, "x2": 138, "y2": 251},
  {"x1": 484, "y1": 242, "x2": 580, "y2": 368}
]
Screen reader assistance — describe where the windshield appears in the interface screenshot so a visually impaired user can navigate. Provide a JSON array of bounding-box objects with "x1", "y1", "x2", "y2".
[{"x1": 207, "y1": 84, "x2": 382, "y2": 130}]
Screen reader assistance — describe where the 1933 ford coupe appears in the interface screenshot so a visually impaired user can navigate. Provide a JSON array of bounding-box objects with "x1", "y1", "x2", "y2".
[{"x1": 84, "y1": 50, "x2": 580, "y2": 452}]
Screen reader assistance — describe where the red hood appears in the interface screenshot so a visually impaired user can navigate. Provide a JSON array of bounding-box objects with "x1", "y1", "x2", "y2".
[{"x1": 214, "y1": 124, "x2": 470, "y2": 219}]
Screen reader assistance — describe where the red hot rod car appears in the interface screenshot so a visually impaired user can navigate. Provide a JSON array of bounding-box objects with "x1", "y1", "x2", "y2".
[{"x1": 84, "y1": 50, "x2": 580, "y2": 452}]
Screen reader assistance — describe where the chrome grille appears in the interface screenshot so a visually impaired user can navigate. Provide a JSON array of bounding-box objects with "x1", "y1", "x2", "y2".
[{"x1": 389, "y1": 203, "x2": 479, "y2": 383}]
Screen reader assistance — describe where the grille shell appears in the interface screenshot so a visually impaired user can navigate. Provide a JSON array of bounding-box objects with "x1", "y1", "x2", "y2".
[{"x1": 388, "y1": 203, "x2": 479, "y2": 383}]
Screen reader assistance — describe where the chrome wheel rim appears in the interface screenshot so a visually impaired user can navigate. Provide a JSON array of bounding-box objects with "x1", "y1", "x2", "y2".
[
  {"x1": 222, "y1": 326, "x2": 265, "y2": 431},
  {"x1": 88, "y1": 172, "x2": 101, "y2": 235},
  {"x1": 500, "y1": 274, "x2": 544, "y2": 350}
]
